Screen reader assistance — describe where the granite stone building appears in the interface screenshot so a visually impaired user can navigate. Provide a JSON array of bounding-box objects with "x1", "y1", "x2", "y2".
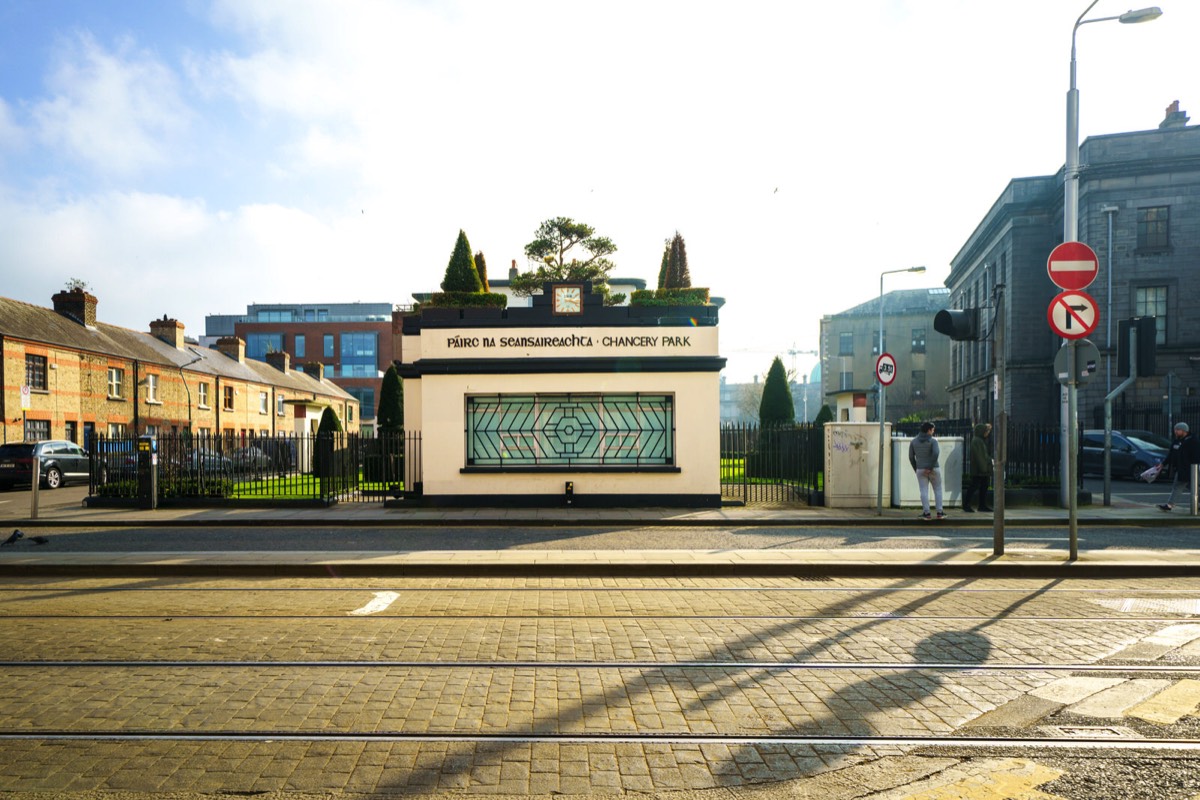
[
  {"x1": 947, "y1": 104, "x2": 1200, "y2": 427},
  {"x1": 818, "y1": 288, "x2": 953, "y2": 422}
]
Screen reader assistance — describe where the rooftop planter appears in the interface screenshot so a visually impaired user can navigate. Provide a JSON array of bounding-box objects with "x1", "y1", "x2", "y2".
[{"x1": 629, "y1": 288, "x2": 711, "y2": 306}]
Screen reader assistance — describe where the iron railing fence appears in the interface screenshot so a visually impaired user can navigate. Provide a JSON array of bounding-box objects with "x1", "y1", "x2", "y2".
[
  {"x1": 1094, "y1": 399, "x2": 1200, "y2": 438},
  {"x1": 90, "y1": 431, "x2": 419, "y2": 505},
  {"x1": 720, "y1": 423, "x2": 823, "y2": 505}
]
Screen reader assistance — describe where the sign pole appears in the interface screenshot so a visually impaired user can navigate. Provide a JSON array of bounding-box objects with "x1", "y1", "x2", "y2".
[
  {"x1": 993, "y1": 286, "x2": 1006, "y2": 556},
  {"x1": 1068, "y1": 341, "x2": 1079, "y2": 560}
]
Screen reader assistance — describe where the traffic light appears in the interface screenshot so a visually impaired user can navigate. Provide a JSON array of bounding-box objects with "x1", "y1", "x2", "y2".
[
  {"x1": 933, "y1": 308, "x2": 980, "y2": 341},
  {"x1": 1117, "y1": 316, "x2": 1157, "y2": 377}
]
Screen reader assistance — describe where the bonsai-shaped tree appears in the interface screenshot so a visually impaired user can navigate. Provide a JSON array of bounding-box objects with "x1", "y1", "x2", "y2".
[
  {"x1": 441, "y1": 230, "x2": 483, "y2": 292},
  {"x1": 377, "y1": 365, "x2": 404, "y2": 433},
  {"x1": 510, "y1": 217, "x2": 624, "y2": 304},
  {"x1": 758, "y1": 357, "x2": 795, "y2": 426}
]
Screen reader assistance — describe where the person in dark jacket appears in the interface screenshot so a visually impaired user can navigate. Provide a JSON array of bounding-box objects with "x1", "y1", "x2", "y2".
[
  {"x1": 1158, "y1": 421, "x2": 1200, "y2": 511},
  {"x1": 963, "y1": 423, "x2": 993, "y2": 513},
  {"x1": 908, "y1": 422, "x2": 944, "y2": 520}
]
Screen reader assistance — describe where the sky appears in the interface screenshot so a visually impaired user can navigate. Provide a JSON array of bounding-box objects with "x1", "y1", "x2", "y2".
[{"x1": 0, "y1": 0, "x2": 1195, "y2": 385}]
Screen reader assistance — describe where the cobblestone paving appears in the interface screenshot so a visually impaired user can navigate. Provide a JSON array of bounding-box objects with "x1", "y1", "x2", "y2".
[{"x1": 0, "y1": 575, "x2": 1196, "y2": 797}]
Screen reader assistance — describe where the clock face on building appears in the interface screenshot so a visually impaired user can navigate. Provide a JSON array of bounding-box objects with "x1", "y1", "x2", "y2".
[{"x1": 553, "y1": 285, "x2": 583, "y2": 314}]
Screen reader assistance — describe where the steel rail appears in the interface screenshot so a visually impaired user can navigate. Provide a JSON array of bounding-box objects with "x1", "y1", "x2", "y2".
[
  {"x1": 3, "y1": 730, "x2": 1199, "y2": 751},
  {"x1": 0, "y1": 613, "x2": 1195, "y2": 622}
]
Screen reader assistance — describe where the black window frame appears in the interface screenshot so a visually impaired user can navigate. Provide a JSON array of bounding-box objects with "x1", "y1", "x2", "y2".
[
  {"x1": 838, "y1": 332, "x2": 854, "y2": 356},
  {"x1": 1137, "y1": 206, "x2": 1170, "y2": 252},
  {"x1": 25, "y1": 354, "x2": 48, "y2": 391}
]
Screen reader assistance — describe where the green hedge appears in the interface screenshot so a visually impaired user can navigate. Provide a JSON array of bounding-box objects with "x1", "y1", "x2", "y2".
[
  {"x1": 422, "y1": 292, "x2": 508, "y2": 308},
  {"x1": 629, "y1": 287, "x2": 711, "y2": 306}
]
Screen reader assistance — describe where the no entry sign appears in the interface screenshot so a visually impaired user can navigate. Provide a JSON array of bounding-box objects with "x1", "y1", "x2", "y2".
[
  {"x1": 1047, "y1": 241, "x2": 1099, "y2": 291},
  {"x1": 1047, "y1": 290, "x2": 1099, "y2": 340}
]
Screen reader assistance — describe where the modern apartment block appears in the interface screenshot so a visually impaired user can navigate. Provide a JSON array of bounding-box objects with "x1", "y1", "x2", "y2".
[{"x1": 205, "y1": 302, "x2": 396, "y2": 432}]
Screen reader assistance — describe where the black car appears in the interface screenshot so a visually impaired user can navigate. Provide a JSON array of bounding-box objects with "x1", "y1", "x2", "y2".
[
  {"x1": 1079, "y1": 430, "x2": 1169, "y2": 480},
  {"x1": 0, "y1": 440, "x2": 92, "y2": 489}
]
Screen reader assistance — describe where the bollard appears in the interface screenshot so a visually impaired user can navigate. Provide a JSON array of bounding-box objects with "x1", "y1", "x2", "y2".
[
  {"x1": 1192, "y1": 463, "x2": 1198, "y2": 516},
  {"x1": 30, "y1": 456, "x2": 40, "y2": 521}
]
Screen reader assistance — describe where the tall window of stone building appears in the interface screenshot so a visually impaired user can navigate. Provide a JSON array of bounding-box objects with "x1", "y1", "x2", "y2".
[
  {"x1": 838, "y1": 332, "x2": 854, "y2": 356},
  {"x1": 223, "y1": 386, "x2": 235, "y2": 411},
  {"x1": 912, "y1": 370, "x2": 926, "y2": 398},
  {"x1": 65, "y1": 421, "x2": 77, "y2": 443},
  {"x1": 198, "y1": 382, "x2": 210, "y2": 407},
  {"x1": 838, "y1": 370, "x2": 853, "y2": 390},
  {"x1": 146, "y1": 374, "x2": 158, "y2": 402},
  {"x1": 277, "y1": 394, "x2": 286, "y2": 416},
  {"x1": 259, "y1": 392, "x2": 269, "y2": 414},
  {"x1": 107, "y1": 367, "x2": 124, "y2": 399},
  {"x1": 25, "y1": 419, "x2": 49, "y2": 441},
  {"x1": 295, "y1": 334, "x2": 306, "y2": 359},
  {"x1": 872, "y1": 331, "x2": 886, "y2": 356},
  {"x1": 1137, "y1": 206, "x2": 1170, "y2": 251},
  {"x1": 25, "y1": 354, "x2": 47, "y2": 390},
  {"x1": 108, "y1": 422, "x2": 127, "y2": 437},
  {"x1": 1134, "y1": 286, "x2": 1168, "y2": 345},
  {"x1": 911, "y1": 328, "x2": 926, "y2": 353},
  {"x1": 324, "y1": 334, "x2": 334, "y2": 358}
]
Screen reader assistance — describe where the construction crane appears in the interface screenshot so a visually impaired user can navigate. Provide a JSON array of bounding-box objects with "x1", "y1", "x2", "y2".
[{"x1": 787, "y1": 344, "x2": 818, "y2": 377}]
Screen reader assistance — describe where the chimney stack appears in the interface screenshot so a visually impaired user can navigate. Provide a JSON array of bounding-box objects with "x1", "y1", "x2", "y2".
[
  {"x1": 215, "y1": 336, "x2": 246, "y2": 363},
  {"x1": 509, "y1": 259, "x2": 518, "y2": 280},
  {"x1": 302, "y1": 362, "x2": 324, "y2": 381},
  {"x1": 265, "y1": 350, "x2": 291, "y2": 374},
  {"x1": 1160, "y1": 100, "x2": 1190, "y2": 129},
  {"x1": 149, "y1": 315, "x2": 186, "y2": 350},
  {"x1": 51, "y1": 289, "x2": 98, "y2": 327}
]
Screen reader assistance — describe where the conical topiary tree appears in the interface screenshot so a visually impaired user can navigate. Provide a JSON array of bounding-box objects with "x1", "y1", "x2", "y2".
[
  {"x1": 474, "y1": 250, "x2": 490, "y2": 292},
  {"x1": 440, "y1": 230, "x2": 483, "y2": 292},
  {"x1": 758, "y1": 357, "x2": 795, "y2": 426},
  {"x1": 377, "y1": 364, "x2": 404, "y2": 433},
  {"x1": 657, "y1": 242, "x2": 670, "y2": 289},
  {"x1": 665, "y1": 231, "x2": 691, "y2": 289}
]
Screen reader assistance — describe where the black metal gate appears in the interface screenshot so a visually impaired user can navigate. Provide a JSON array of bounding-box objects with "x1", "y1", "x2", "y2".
[{"x1": 720, "y1": 423, "x2": 823, "y2": 506}]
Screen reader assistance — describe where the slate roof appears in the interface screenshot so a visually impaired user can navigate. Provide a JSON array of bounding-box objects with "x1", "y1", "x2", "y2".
[
  {"x1": 0, "y1": 295, "x2": 353, "y2": 403},
  {"x1": 831, "y1": 287, "x2": 951, "y2": 318}
]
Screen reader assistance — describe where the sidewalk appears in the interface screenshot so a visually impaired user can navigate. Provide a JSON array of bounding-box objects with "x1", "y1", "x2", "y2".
[{"x1": 0, "y1": 495, "x2": 1197, "y2": 577}]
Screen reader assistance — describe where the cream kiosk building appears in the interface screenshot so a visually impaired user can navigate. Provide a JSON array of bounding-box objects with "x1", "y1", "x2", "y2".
[{"x1": 399, "y1": 282, "x2": 723, "y2": 506}]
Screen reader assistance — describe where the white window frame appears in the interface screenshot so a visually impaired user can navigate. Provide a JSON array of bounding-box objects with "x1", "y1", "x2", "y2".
[
  {"x1": 146, "y1": 373, "x2": 159, "y2": 403},
  {"x1": 259, "y1": 391, "x2": 269, "y2": 414},
  {"x1": 107, "y1": 367, "x2": 124, "y2": 399},
  {"x1": 198, "y1": 382, "x2": 210, "y2": 408}
]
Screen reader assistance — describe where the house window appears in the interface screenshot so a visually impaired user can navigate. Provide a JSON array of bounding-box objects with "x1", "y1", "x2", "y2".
[
  {"x1": 107, "y1": 422, "x2": 127, "y2": 437},
  {"x1": 1134, "y1": 286, "x2": 1168, "y2": 345},
  {"x1": 259, "y1": 392, "x2": 269, "y2": 414},
  {"x1": 223, "y1": 386, "x2": 235, "y2": 411},
  {"x1": 838, "y1": 332, "x2": 854, "y2": 356},
  {"x1": 146, "y1": 374, "x2": 159, "y2": 402},
  {"x1": 198, "y1": 382, "x2": 210, "y2": 408},
  {"x1": 1137, "y1": 206, "x2": 1169, "y2": 251},
  {"x1": 145, "y1": 424, "x2": 158, "y2": 437},
  {"x1": 25, "y1": 419, "x2": 50, "y2": 441},
  {"x1": 295, "y1": 334, "x2": 306, "y2": 359},
  {"x1": 107, "y1": 367, "x2": 124, "y2": 399},
  {"x1": 912, "y1": 370, "x2": 926, "y2": 398},
  {"x1": 277, "y1": 394, "x2": 286, "y2": 416},
  {"x1": 25, "y1": 355, "x2": 48, "y2": 390},
  {"x1": 911, "y1": 328, "x2": 926, "y2": 353},
  {"x1": 466, "y1": 393, "x2": 674, "y2": 468},
  {"x1": 348, "y1": 404, "x2": 355, "y2": 423},
  {"x1": 871, "y1": 331, "x2": 886, "y2": 356},
  {"x1": 65, "y1": 421, "x2": 77, "y2": 443},
  {"x1": 323, "y1": 334, "x2": 334, "y2": 358}
]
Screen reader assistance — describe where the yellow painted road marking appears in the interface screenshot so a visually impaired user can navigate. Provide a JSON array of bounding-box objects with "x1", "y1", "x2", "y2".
[
  {"x1": 898, "y1": 759, "x2": 1064, "y2": 799},
  {"x1": 1125, "y1": 679, "x2": 1200, "y2": 725}
]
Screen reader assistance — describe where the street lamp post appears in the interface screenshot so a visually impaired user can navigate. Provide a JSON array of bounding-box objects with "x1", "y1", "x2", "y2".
[
  {"x1": 1062, "y1": 2, "x2": 1161, "y2": 550},
  {"x1": 877, "y1": 265, "x2": 926, "y2": 516}
]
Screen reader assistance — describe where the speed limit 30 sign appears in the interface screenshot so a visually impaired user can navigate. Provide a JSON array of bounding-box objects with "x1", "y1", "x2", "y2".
[{"x1": 876, "y1": 353, "x2": 897, "y2": 386}]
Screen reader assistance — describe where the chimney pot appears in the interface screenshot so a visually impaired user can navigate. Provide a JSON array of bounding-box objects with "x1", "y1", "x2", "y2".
[
  {"x1": 215, "y1": 336, "x2": 246, "y2": 363},
  {"x1": 149, "y1": 317, "x2": 186, "y2": 350}
]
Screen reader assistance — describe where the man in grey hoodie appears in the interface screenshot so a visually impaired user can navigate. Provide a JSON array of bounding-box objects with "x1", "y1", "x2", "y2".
[{"x1": 908, "y1": 421, "x2": 944, "y2": 520}]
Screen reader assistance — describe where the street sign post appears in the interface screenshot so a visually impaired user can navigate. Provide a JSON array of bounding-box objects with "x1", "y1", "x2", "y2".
[
  {"x1": 20, "y1": 384, "x2": 31, "y2": 410},
  {"x1": 875, "y1": 353, "x2": 897, "y2": 386},
  {"x1": 1047, "y1": 290, "x2": 1099, "y2": 339},
  {"x1": 1047, "y1": 241, "x2": 1099, "y2": 291},
  {"x1": 1054, "y1": 339, "x2": 1100, "y2": 386}
]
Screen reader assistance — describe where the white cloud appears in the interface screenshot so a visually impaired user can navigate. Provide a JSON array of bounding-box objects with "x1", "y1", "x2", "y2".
[
  {"x1": 32, "y1": 33, "x2": 192, "y2": 176},
  {"x1": 0, "y1": 97, "x2": 25, "y2": 153}
]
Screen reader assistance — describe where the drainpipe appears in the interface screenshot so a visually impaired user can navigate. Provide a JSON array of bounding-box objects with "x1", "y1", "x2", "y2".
[{"x1": 133, "y1": 360, "x2": 140, "y2": 435}]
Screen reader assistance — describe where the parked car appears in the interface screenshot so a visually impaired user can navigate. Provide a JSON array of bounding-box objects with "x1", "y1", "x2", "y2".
[
  {"x1": 1079, "y1": 429, "x2": 1169, "y2": 480},
  {"x1": 232, "y1": 445, "x2": 272, "y2": 472},
  {"x1": 0, "y1": 440, "x2": 92, "y2": 489}
]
